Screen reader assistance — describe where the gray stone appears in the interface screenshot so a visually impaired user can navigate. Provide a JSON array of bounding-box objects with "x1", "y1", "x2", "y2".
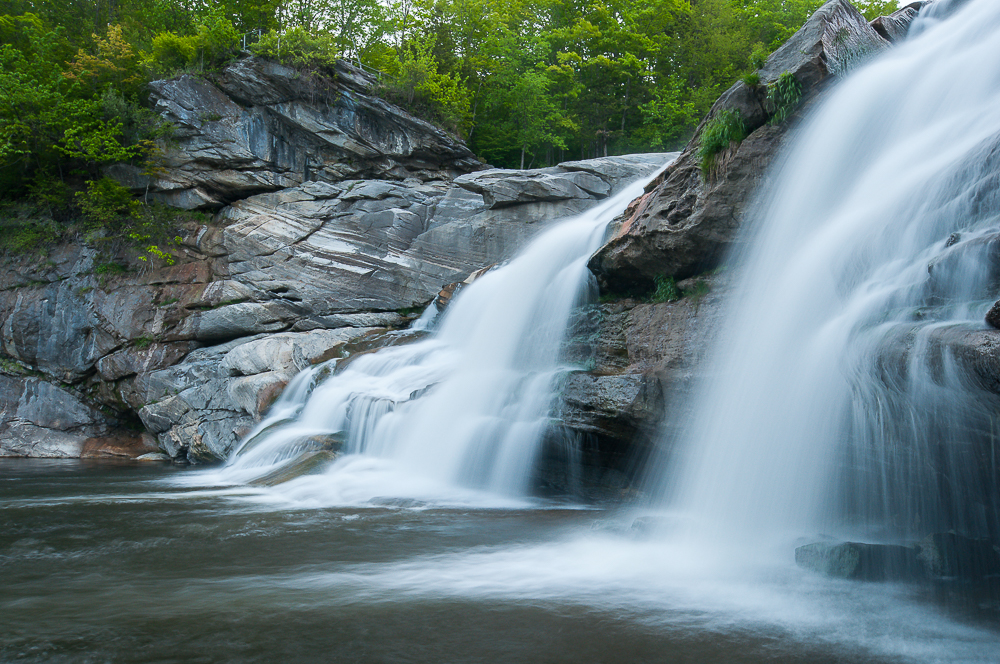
[
  {"x1": 185, "y1": 302, "x2": 299, "y2": 340},
  {"x1": 221, "y1": 328, "x2": 375, "y2": 376},
  {"x1": 455, "y1": 168, "x2": 610, "y2": 208},
  {"x1": 0, "y1": 422, "x2": 88, "y2": 458},
  {"x1": 795, "y1": 541, "x2": 923, "y2": 580},
  {"x1": 96, "y1": 343, "x2": 193, "y2": 381},
  {"x1": 123, "y1": 58, "x2": 483, "y2": 210}
]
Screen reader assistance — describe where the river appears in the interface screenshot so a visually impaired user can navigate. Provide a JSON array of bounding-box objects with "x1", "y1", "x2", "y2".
[{"x1": 3, "y1": 459, "x2": 998, "y2": 663}]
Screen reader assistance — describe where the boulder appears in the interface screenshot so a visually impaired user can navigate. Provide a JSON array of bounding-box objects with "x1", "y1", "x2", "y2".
[
  {"x1": 870, "y1": 5, "x2": 922, "y2": 43},
  {"x1": 455, "y1": 168, "x2": 610, "y2": 208},
  {"x1": 0, "y1": 376, "x2": 114, "y2": 457},
  {"x1": 795, "y1": 540, "x2": 924, "y2": 580},
  {"x1": 247, "y1": 450, "x2": 339, "y2": 487}
]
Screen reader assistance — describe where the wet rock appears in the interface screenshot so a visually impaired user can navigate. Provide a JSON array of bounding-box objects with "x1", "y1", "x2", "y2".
[
  {"x1": 220, "y1": 328, "x2": 376, "y2": 377},
  {"x1": 554, "y1": 274, "x2": 728, "y2": 483},
  {"x1": 917, "y1": 532, "x2": 1000, "y2": 578},
  {"x1": 986, "y1": 300, "x2": 1000, "y2": 329},
  {"x1": 0, "y1": 423, "x2": 89, "y2": 458},
  {"x1": 795, "y1": 540, "x2": 924, "y2": 580},
  {"x1": 247, "y1": 450, "x2": 339, "y2": 487},
  {"x1": 870, "y1": 6, "x2": 922, "y2": 43},
  {"x1": 227, "y1": 371, "x2": 289, "y2": 419},
  {"x1": 589, "y1": 0, "x2": 890, "y2": 293},
  {"x1": 136, "y1": 452, "x2": 172, "y2": 462}
]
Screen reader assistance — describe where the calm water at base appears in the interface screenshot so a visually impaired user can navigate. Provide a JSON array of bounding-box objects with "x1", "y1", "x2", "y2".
[{"x1": 2, "y1": 459, "x2": 999, "y2": 664}]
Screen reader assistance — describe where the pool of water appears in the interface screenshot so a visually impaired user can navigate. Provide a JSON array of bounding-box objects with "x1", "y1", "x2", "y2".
[{"x1": 2, "y1": 459, "x2": 998, "y2": 663}]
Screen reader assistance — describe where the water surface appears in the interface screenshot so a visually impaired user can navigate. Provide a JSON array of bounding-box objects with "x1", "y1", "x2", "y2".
[{"x1": 3, "y1": 460, "x2": 998, "y2": 663}]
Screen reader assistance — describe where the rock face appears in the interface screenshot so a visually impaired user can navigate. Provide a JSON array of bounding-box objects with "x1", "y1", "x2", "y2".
[
  {"x1": 0, "y1": 60, "x2": 668, "y2": 466},
  {"x1": 542, "y1": 273, "x2": 728, "y2": 497},
  {"x1": 453, "y1": 155, "x2": 662, "y2": 208},
  {"x1": 0, "y1": 374, "x2": 119, "y2": 458},
  {"x1": 588, "y1": 0, "x2": 912, "y2": 293},
  {"x1": 109, "y1": 58, "x2": 482, "y2": 210}
]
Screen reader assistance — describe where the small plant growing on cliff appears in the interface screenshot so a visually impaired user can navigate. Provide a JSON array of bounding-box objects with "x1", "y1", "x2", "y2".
[
  {"x1": 765, "y1": 72, "x2": 802, "y2": 125},
  {"x1": 652, "y1": 275, "x2": 681, "y2": 303},
  {"x1": 698, "y1": 109, "x2": 748, "y2": 177},
  {"x1": 749, "y1": 43, "x2": 769, "y2": 70},
  {"x1": 77, "y1": 178, "x2": 140, "y2": 227},
  {"x1": 741, "y1": 72, "x2": 760, "y2": 88}
]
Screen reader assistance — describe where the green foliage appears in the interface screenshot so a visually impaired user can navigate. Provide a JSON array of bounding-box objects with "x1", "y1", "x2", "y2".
[
  {"x1": 382, "y1": 36, "x2": 471, "y2": 137},
  {"x1": 766, "y1": 71, "x2": 802, "y2": 125},
  {"x1": 0, "y1": 0, "x2": 829, "y2": 182},
  {"x1": 94, "y1": 261, "x2": 128, "y2": 275},
  {"x1": 145, "y1": 11, "x2": 239, "y2": 75},
  {"x1": 652, "y1": 275, "x2": 680, "y2": 303},
  {"x1": 148, "y1": 31, "x2": 198, "y2": 72},
  {"x1": 251, "y1": 26, "x2": 339, "y2": 69},
  {"x1": 698, "y1": 109, "x2": 748, "y2": 177},
  {"x1": 133, "y1": 336, "x2": 154, "y2": 348},
  {"x1": 854, "y1": 0, "x2": 901, "y2": 21},
  {"x1": 681, "y1": 278, "x2": 711, "y2": 302},
  {"x1": 0, "y1": 216, "x2": 59, "y2": 253},
  {"x1": 742, "y1": 72, "x2": 761, "y2": 88},
  {"x1": 76, "y1": 177, "x2": 139, "y2": 227},
  {"x1": 26, "y1": 170, "x2": 73, "y2": 216}
]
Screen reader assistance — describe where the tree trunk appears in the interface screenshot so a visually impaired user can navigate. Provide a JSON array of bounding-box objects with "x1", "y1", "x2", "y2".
[{"x1": 520, "y1": 147, "x2": 525, "y2": 170}]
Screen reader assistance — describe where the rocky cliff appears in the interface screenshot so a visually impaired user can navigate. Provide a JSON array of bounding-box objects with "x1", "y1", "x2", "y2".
[
  {"x1": 589, "y1": 0, "x2": 928, "y2": 293},
  {"x1": 0, "y1": 54, "x2": 667, "y2": 463}
]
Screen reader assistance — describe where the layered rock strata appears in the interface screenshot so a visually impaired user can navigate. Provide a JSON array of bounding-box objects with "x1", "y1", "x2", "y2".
[{"x1": 0, "y1": 145, "x2": 666, "y2": 462}]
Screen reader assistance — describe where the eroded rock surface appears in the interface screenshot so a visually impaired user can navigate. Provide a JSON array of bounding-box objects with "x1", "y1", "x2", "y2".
[{"x1": 0, "y1": 148, "x2": 668, "y2": 463}]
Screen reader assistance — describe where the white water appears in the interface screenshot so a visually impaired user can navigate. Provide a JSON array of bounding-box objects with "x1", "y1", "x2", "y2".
[
  {"x1": 218, "y1": 167, "x2": 669, "y2": 502},
  {"x1": 667, "y1": 0, "x2": 1000, "y2": 546}
]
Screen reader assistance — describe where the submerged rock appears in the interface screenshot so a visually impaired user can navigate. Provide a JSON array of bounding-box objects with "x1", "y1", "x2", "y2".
[
  {"x1": 795, "y1": 540, "x2": 924, "y2": 581},
  {"x1": 247, "y1": 450, "x2": 339, "y2": 487}
]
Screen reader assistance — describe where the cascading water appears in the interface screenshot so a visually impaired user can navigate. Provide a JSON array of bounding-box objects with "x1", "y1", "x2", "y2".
[
  {"x1": 666, "y1": 0, "x2": 1000, "y2": 546},
  {"x1": 220, "y1": 166, "x2": 669, "y2": 500}
]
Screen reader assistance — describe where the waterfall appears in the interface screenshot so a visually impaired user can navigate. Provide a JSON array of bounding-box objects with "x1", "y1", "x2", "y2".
[
  {"x1": 220, "y1": 166, "x2": 668, "y2": 498},
  {"x1": 667, "y1": 0, "x2": 1000, "y2": 545}
]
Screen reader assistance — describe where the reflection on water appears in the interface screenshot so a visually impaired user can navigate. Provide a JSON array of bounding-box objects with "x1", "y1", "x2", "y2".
[{"x1": 2, "y1": 460, "x2": 998, "y2": 663}]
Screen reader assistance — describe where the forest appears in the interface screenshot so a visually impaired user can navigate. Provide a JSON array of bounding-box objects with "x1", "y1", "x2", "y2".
[{"x1": 0, "y1": 0, "x2": 898, "y2": 201}]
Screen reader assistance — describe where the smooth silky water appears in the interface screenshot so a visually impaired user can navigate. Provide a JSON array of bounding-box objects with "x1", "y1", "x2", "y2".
[{"x1": 6, "y1": 2, "x2": 1000, "y2": 661}]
